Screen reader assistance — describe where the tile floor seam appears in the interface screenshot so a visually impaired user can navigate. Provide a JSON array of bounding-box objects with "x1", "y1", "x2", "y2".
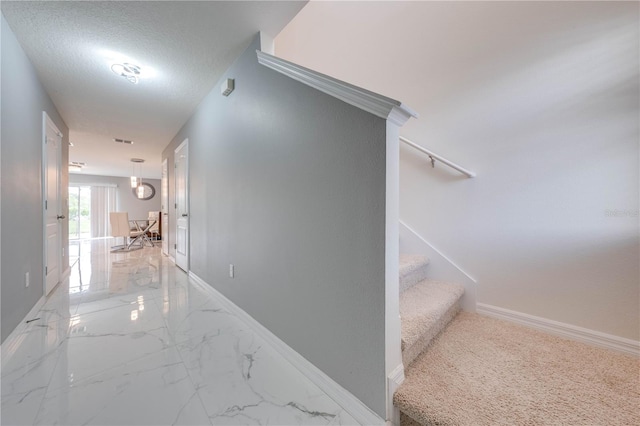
[
  {"x1": 151, "y1": 273, "x2": 215, "y2": 425},
  {"x1": 30, "y1": 335, "x2": 65, "y2": 425},
  {"x1": 154, "y1": 292, "x2": 215, "y2": 426}
]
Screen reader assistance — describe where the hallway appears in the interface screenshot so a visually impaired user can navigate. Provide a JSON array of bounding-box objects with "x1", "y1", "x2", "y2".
[{"x1": 1, "y1": 240, "x2": 358, "y2": 425}]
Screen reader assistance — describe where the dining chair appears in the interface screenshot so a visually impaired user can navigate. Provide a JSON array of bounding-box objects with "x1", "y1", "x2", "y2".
[
  {"x1": 109, "y1": 212, "x2": 144, "y2": 252},
  {"x1": 147, "y1": 211, "x2": 160, "y2": 243}
]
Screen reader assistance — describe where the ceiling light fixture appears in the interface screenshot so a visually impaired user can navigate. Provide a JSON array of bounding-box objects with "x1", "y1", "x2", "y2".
[
  {"x1": 130, "y1": 158, "x2": 145, "y2": 190},
  {"x1": 111, "y1": 62, "x2": 141, "y2": 84}
]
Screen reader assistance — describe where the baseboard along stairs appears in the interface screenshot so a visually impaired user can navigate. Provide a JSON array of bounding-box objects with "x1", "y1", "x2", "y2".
[{"x1": 393, "y1": 254, "x2": 639, "y2": 426}]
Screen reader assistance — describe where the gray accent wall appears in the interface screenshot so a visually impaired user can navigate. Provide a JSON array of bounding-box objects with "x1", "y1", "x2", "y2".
[
  {"x1": 69, "y1": 174, "x2": 161, "y2": 219},
  {"x1": 163, "y1": 36, "x2": 388, "y2": 416},
  {"x1": 1, "y1": 14, "x2": 69, "y2": 342}
]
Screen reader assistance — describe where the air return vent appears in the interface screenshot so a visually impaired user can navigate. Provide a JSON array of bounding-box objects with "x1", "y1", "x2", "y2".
[{"x1": 114, "y1": 138, "x2": 133, "y2": 144}]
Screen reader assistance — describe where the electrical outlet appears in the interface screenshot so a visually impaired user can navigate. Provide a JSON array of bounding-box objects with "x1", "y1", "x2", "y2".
[
  {"x1": 229, "y1": 264, "x2": 234, "y2": 278},
  {"x1": 25, "y1": 272, "x2": 30, "y2": 288}
]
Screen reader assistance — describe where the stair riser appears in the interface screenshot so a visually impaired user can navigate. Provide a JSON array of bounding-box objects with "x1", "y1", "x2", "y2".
[
  {"x1": 400, "y1": 412, "x2": 423, "y2": 426},
  {"x1": 400, "y1": 266, "x2": 430, "y2": 293},
  {"x1": 402, "y1": 302, "x2": 461, "y2": 368}
]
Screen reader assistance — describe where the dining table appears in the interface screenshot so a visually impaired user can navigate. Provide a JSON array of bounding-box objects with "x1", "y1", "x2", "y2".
[{"x1": 130, "y1": 219, "x2": 157, "y2": 247}]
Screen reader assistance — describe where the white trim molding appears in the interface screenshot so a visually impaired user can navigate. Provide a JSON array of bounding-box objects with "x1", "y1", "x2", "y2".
[
  {"x1": 477, "y1": 303, "x2": 640, "y2": 357},
  {"x1": 256, "y1": 51, "x2": 418, "y2": 126},
  {"x1": 384, "y1": 125, "x2": 403, "y2": 423},
  {"x1": 259, "y1": 31, "x2": 274, "y2": 55},
  {"x1": 386, "y1": 363, "x2": 405, "y2": 426},
  {"x1": 400, "y1": 220, "x2": 476, "y2": 283},
  {"x1": 61, "y1": 266, "x2": 71, "y2": 281},
  {"x1": 1, "y1": 295, "x2": 46, "y2": 367},
  {"x1": 399, "y1": 219, "x2": 477, "y2": 312},
  {"x1": 189, "y1": 272, "x2": 386, "y2": 425}
]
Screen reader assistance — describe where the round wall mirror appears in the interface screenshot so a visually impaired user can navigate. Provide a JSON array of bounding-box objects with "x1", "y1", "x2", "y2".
[{"x1": 133, "y1": 182, "x2": 155, "y2": 200}]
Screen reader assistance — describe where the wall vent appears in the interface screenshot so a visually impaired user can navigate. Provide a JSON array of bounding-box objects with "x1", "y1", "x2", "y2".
[{"x1": 114, "y1": 138, "x2": 133, "y2": 144}]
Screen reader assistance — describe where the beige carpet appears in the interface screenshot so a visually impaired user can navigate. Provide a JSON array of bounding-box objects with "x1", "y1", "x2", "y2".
[
  {"x1": 399, "y1": 254, "x2": 430, "y2": 293},
  {"x1": 400, "y1": 280, "x2": 464, "y2": 367},
  {"x1": 395, "y1": 313, "x2": 640, "y2": 426}
]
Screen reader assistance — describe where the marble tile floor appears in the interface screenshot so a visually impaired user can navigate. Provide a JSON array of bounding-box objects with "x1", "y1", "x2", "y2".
[{"x1": 1, "y1": 239, "x2": 359, "y2": 426}]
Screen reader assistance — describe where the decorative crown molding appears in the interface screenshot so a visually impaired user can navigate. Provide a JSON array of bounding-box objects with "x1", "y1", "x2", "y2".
[{"x1": 256, "y1": 51, "x2": 418, "y2": 126}]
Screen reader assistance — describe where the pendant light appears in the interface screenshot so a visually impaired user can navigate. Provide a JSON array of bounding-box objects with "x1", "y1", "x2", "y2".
[{"x1": 130, "y1": 158, "x2": 145, "y2": 191}]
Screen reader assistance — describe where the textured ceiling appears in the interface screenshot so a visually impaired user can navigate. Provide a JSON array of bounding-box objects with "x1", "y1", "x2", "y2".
[{"x1": 1, "y1": 1, "x2": 307, "y2": 178}]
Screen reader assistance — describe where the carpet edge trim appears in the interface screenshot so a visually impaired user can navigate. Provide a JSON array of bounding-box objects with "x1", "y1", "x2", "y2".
[
  {"x1": 188, "y1": 271, "x2": 386, "y2": 425},
  {"x1": 387, "y1": 363, "x2": 405, "y2": 426},
  {"x1": 477, "y1": 303, "x2": 639, "y2": 357}
]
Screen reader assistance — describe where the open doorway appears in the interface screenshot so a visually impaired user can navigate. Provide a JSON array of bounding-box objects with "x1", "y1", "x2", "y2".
[{"x1": 69, "y1": 185, "x2": 91, "y2": 240}]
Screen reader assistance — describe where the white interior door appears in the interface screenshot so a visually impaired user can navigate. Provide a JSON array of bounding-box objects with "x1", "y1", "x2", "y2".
[
  {"x1": 175, "y1": 139, "x2": 189, "y2": 271},
  {"x1": 44, "y1": 112, "x2": 63, "y2": 296},
  {"x1": 161, "y1": 158, "x2": 169, "y2": 256}
]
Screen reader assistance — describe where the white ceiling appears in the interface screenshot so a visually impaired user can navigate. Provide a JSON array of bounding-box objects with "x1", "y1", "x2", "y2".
[{"x1": 1, "y1": 1, "x2": 307, "y2": 179}]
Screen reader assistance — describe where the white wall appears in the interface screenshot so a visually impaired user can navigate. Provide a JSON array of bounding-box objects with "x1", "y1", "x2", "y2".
[{"x1": 275, "y1": 1, "x2": 639, "y2": 340}]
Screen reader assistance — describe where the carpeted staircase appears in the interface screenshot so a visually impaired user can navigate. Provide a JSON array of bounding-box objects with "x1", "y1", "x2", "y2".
[
  {"x1": 396, "y1": 253, "x2": 465, "y2": 424},
  {"x1": 398, "y1": 255, "x2": 464, "y2": 368},
  {"x1": 393, "y1": 255, "x2": 640, "y2": 426},
  {"x1": 394, "y1": 260, "x2": 461, "y2": 426}
]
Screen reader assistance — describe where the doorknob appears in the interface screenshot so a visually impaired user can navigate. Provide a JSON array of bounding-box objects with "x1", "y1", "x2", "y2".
[
  {"x1": 182, "y1": 214, "x2": 188, "y2": 217},
  {"x1": 57, "y1": 215, "x2": 66, "y2": 220}
]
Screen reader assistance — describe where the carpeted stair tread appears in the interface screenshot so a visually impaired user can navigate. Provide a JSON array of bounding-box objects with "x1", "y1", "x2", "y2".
[
  {"x1": 394, "y1": 312, "x2": 640, "y2": 426},
  {"x1": 399, "y1": 412, "x2": 421, "y2": 426},
  {"x1": 400, "y1": 279, "x2": 464, "y2": 366},
  {"x1": 399, "y1": 254, "x2": 430, "y2": 293}
]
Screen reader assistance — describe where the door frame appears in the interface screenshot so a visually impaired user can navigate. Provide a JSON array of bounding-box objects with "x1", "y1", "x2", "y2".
[
  {"x1": 174, "y1": 138, "x2": 189, "y2": 271},
  {"x1": 42, "y1": 111, "x2": 63, "y2": 296},
  {"x1": 161, "y1": 158, "x2": 169, "y2": 256}
]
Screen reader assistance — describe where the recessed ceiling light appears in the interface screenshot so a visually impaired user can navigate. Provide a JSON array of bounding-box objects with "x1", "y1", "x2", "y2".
[{"x1": 111, "y1": 62, "x2": 141, "y2": 84}]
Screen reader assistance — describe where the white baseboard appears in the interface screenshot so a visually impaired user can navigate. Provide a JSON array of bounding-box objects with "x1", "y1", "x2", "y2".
[
  {"x1": 386, "y1": 364, "x2": 405, "y2": 426},
  {"x1": 188, "y1": 272, "x2": 385, "y2": 426},
  {"x1": 477, "y1": 303, "x2": 640, "y2": 357},
  {"x1": 61, "y1": 266, "x2": 71, "y2": 281},
  {"x1": 399, "y1": 220, "x2": 477, "y2": 312},
  {"x1": 1, "y1": 295, "x2": 46, "y2": 367}
]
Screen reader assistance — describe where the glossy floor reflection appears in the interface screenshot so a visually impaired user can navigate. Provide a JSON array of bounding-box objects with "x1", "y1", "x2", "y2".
[{"x1": 1, "y1": 239, "x2": 359, "y2": 425}]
